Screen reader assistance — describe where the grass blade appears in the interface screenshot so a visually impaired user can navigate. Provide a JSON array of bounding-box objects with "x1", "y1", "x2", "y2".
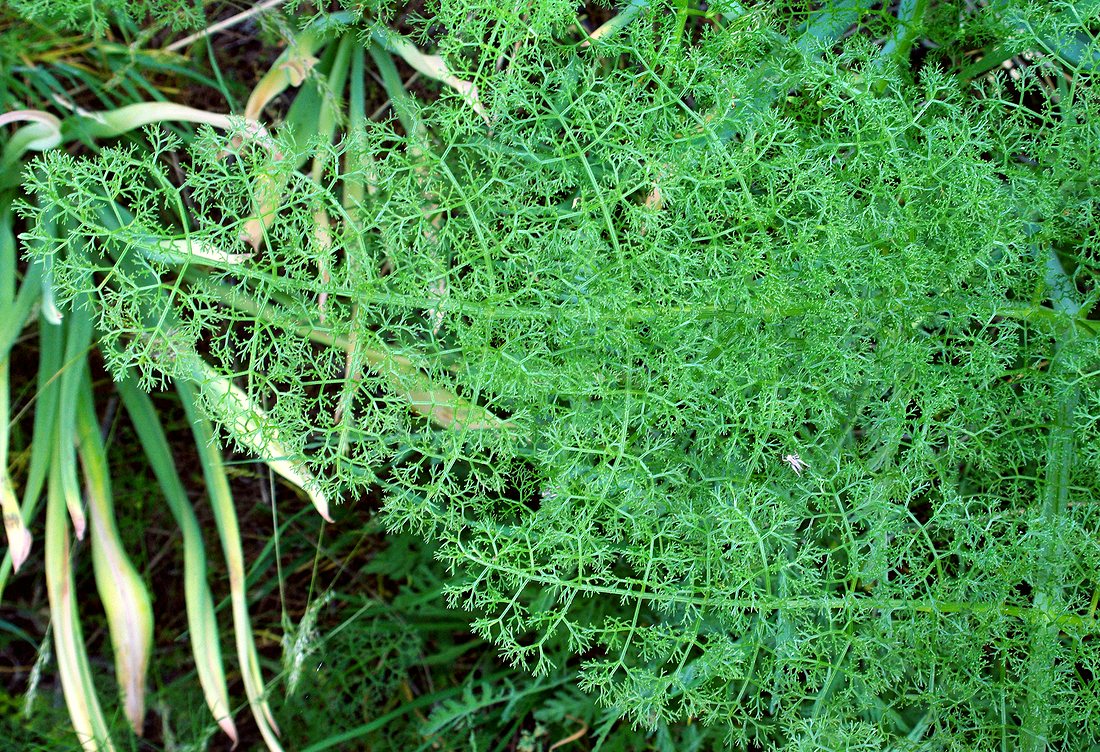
[
  {"x1": 370, "y1": 27, "x2": 488, "y2": 124},
  {"x1": 46, "y1": 457, "x2": 114, "y2": 750},
  {"x1": 0, "y1": 207, "x2": 43, "y2": 357},
  {"x1": 0, "y1": 208, "x2": 32, "y2": 572},
  {"x1": 75, "y1": 377, "x2": 154, "y2": 737},
  {"x1": 177, "y1": 379, "x2": 284, "y2": 752},
  {"x1": 192, "y1": 360, "x2": 332, "y2": 523},
  {"x1": 0, "y1": 302, "x2": 63, "y2": 599},
  {"x1": 0, "y1": 364, "x2": 31, "y2": 572},
  {"x1": 55, "y1": 305, "x2": 93, "y2": 539},
  {"x1": 115, "y1": 377, "x2": 238, "y2": 744}
]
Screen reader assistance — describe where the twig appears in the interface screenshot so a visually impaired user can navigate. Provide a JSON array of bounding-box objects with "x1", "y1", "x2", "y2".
[
  {"x1": 164, "y1": 0, "x2": 288, "y2": 53},
  {"x1": 369, "y1": 73, "x2": 421, "y2": 120},
  {"x1": 548, "y1": 716, "x2": 589, "y2": 751}
]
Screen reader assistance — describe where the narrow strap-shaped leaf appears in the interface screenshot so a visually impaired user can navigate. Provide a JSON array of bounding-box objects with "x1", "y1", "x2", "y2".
[
  {"x1": 0, "y1": 208, "x2": 32, "y2": 572},
  {"x1": 369, "y1": 26, "x2": 488, "y2": 124},
  {"x1": 0, "y1": 305, "x2": 63, "y2": 599},
  {"x1": 178, "y1": 380, "x2": 284, "y2": 752},
  {"x1": 115, "y1": 377, "x2": 238, "y2": 745},
  {"x1": 191, "y1": 360, "x2": 332, "y2": 523},
  {"x1": 795, "y1": 0, "x2": 874, "y2": 56},
  {"x1": 0, "y1": 259, "x2": 44, "y2": 359},
  {"x1": 0, "y1": 110, "x2": 62, "y2": 175},
  {"x1": 75, "y1": 378, "x2": 154, "y2": 737},
  {"x1": 0, "y1": 361, "x2": 30, "y2": 573},
  {"x1": 55, "y1": 300, "x2": 94, "y2": 539},
  {"x1": 46, "y1": 458, "x2": 114, "y2": 750}
]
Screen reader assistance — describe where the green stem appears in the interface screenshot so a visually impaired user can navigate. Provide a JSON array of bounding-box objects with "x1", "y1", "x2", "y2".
[
  {"x1": 1021, "y1": 245, "x2": 1083, "y2": 751},
  {"x1": 451, "y1": 546, "x2": 1097, "y2": 630}
]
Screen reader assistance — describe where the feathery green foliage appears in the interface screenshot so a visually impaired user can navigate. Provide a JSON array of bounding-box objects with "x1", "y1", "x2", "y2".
[
  {"x1": 4, "y1": 0, "x2": 202, "y2": 35},
  {"x1": 9, "y1": 0, "x2": 1100, "y2": 748}
]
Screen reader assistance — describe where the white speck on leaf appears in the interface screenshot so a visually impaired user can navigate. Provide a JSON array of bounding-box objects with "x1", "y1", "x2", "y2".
[{"x1": 783, "y1": 453, "x2": 808, "y2": 475}]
